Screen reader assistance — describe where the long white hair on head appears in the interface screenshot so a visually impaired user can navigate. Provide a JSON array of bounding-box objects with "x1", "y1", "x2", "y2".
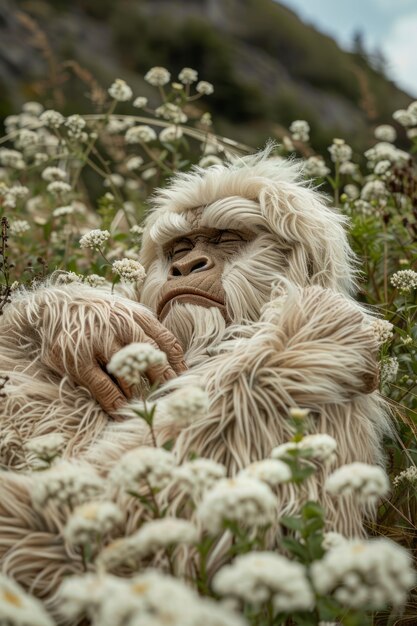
[{"x1": 139, "y1": 143, "x2": 358, "y2": 296}]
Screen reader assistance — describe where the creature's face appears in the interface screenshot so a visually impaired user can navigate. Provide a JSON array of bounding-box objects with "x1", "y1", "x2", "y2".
[{"x1": 157, "y1": 226, "x2": 255, "y2": 322}]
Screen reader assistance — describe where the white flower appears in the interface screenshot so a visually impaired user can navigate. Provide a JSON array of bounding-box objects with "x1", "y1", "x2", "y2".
[
  {"x1": 344, "y1": 184, "x2": 360, "y2": 199},
  {"x1": 22, "y1": 101, "x2": 43, "y2": 116},
  {"x1": 47, "y1": 180, "x2": 72, "y2": 196},
  {"x1": 199, "y1": 155, "x2": 223, "y2": 167},
  {"x1": 407, "y1": 100, "x2": 417, "y2": 122},
  {"x1": 24, "y1": 433, "x2": 64, "y2": 460},
  {"x1": 303, "y1": 155, "x2": 330, "y2": 178},
  {"x1": 34, "y1": 152, "x2": 49, "y2": 165},
  {"x1": 16, "y1": 129, "x2": 39, "y2": 149},
  {"x1": 173, "y1": 459, "x2": 227, "y2": 499},
  {"x1": 393, "y1": 466, "x2": 417, "y2": 487},
  {"x1": 64, "y1": 501, "x2": 123, "y2": 546},
  {"x1": 79, "y1": 229, "x2": 110, "y2": 250},
  {"x1": 31, "y1": 461, "x2": 105, "y2": 510},
  {"x1": 40, "y1": 109, "x2": 64, "y2": 128},
  {"x1": 238, "y1": 459, "x2": 292, "y2": 487},
  {"x1": 322, "y1": 531, "x2": 348, "y2": 551},
  {"x1": 380, "y1": 356, "x2": 399, "y2": 384},
  {"x1": 129, "y1": 518, "x2": 199, "y2": 555},
  {"x1": 325, "y1": 462, "x2": 389, "y2": 503},
  {"x1": 374, "y1": 124, "x2": 397, "y2": 142},
  {"x1": 407, "y1": 128, "x2": 417, "y2": 139},
  {"x1": 196, "y1": 80, "x2": 214, "y2": 95},
  {"x1": 311, "y1": 538, "x2": 416, "y2": 609},
  {"x1": 328, "y1": 138, "x2": 353, "y2": 163},
  {"x1": 369, "y1": 319, "x2": 393, "y2": 344},
  {"x1": 374, "y1": 159, "x2": 391, "y2": 176},
  {"x1": 104, "y1": 173, "x2": 124, "y2": 188},
  {"x1": 9, "y1": 219, "x2": 30, "y2": 235},
  {"x1": 0, "y1": 574, "x2": 54, "y2": 626},
  {"x1": 57, "y1": 573, "x2": 126, "y2": 621},
  {"x1": 142, "y1": 166, "x2": 157, "y2": 180},
  {"x1": 200, "y1": 111, "x2": 212, "y2": 126},
  {"x1": 178, "y1": 67, "x2": 198, "y2": 84},
  {"x1": 197, "y1": 477, "x2": 277, "y2": 534},
  {"x1": 272, "y1": 434, "x2": 337, "y2": 462},
  {"x1": 41, "y1": 166, "x2": 67, "y2": 182},
  {"x1": 106, "y1": 118, "x2": 132, "y2": 134},
  {"x1": 108, "y1": 78, "x2": 133, "y2": 102},
  {"x1": 361, "y1": 180, "x2": 388, "y2": 201},
  {"x1": 53, "y1": 205, "x2": 74, "y2": 217},
  {"x1": 125, "y1": 125, "x2": 157, "y2": 144},
  {"x1": 365, "y1": 141, "x2": 409, "y2": 165},
  {"x1": 213, "y1": 552, "x2": 314, "y2": 612},
  {"x1": 159, "y1": 125, "x2": 183, "y2": 142},
  {"x1": 289, "y1": 120, "x2": 310, "y2": 142},
  {"x1": 130, "y1": 224, "x2": 145, "y2": 237},
  {"x1": 393, "y1": 108, "x2": 415, "y2": 127},
  {"x1": 133, "y1": 96, "x2": 148, "y2": 108},
  {"x1": 390, "y1": 269, "x2": 417, "y2": 293},
  {"x1": 112, "y1": 258, "x2": 146, "y2": 283},
  {"x1": 339, "y1": 161, "x2": 357, "y2": 175},
  {"x1": 65, "y1": 114, "x2": 86, "y2": 138},
  {"x1": 110, "y1": 446, "x2": 175, "y2": 491},
  {"x1": 155, "y1": 103, "x2": 187, "y2": 123},
  {"x1": 145, "y1": 66, "x2": 171, "y2": 86},
  {"x1": 126, "y1": 156, "x2": 144, "y2": 171},
  {"x1": 85, "y1": 274, "x2": 107, "y2": 287},
  {"x1": 353, "y1": 199, "x2": 374, "y2": 216},
  {"x1": 0, "y1": 148, "x2": 25, "y2": 169},
  {"x1": 107, "y1": 343, "x2": 166, "y2": 385},
  {"x1": 164, "y1": 386, "x2": 209, "y2": 426}
]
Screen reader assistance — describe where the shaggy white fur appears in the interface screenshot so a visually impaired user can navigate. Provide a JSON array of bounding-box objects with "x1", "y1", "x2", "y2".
[{"x1": 0, "y1": 147, "x2": 391, "y2": 610}]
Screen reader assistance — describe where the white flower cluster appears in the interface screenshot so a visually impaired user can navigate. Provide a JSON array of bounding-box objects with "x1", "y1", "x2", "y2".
[
  {"x1": 393, "y1": 465, "x2": 417, "y2": 487},
  {"x1": 159, "y1": 125, "x2": 183, "y2": 142},
  {"x1": 24, "y1": 432, "x2": 64, "y2": 460},
  {"x1": 393, "y1": 101, "x2": 417, "y2": 127},
  {"x1": 125, "y1": 125, "x2": 157, "y2": 144},
  {"x1": 272, "y1": 433, "x2": 337, "y2": 462},
  {"x1": 9, "y1": 219, "x2": 30, "y2": 235},
  {"x1": 311, "y1": 538, "x2": 416, "y2": 609},
  {"x1": 133, "y1": 96, "x2": 148, "y2": 108},
  {"x1": 79, "y1": 229, "x2": 110, "y2": 250},
  {"x1": 0, "y1": 148, "x2": 25, "y2": 169},
  {"x1": 196, "y1": 80, "x2": 214, "y2": 95},
  {"x1": 322, "y1": 531, "x2": 348, "y2": 551},
  {"x1": 155, "y1": 103, "x2": 187, "y2": 123},
  {"x1": 173, "y1": 458, "x2": 227, "y2": 500},
  {"x1": 303, "y1": 155, "x2": 330, "y2": 178},
  {"x1": 344, "y1": 184, "x2": 359, "y2": 199},
  {"x1": 40, "y1": 109, "x2": 64, "y2": 128},
  {"x1": 197, "y1": 477, "x2": 277, "y2": 534},
  {"x1": 85, "y1": 274, "x2": 107, "y2": 287},
  {"x1": 128, "y1": 518, "x2": 199, "y2": 556},
  {"x1": 339, "y1": 161, "x2": 357, "y2": 175},
  {"x1": 360, "y1": 179, "x2": 388, "y2": 202},
  {"x1": 164, "y1": 386, "x2": 209, "y2": 426},
  {"x1": 289, "y1": 119, "x2": 310, "y2": 142},
  {"x1": 145, "y1": 66, "x2": 171, "y2": 86},
  {"x1": 325, "y1": 462, "x2": 389, "y2": 503},
  {"x1": 0, "y1": 574, "x2": 54, "y2": 626},
  {"x1": 369, "y1": 318, "x2": 393, "y2": 344},
  {"x1": 213, "y1": 552, "x2": 314, "y2": 612},
  {"x1": 53, "y1": 205, "x2": 74, "y2": 217},
  {"x1": 65, "y1": 114, "x2": 86, "y2": 139},
  {"x1": 41, "y1": 166, "x2": 67, "y2": 182},
  {"x1": 110, "y1": 446, "x2": 175, "y2": 492},
  {"x1": 47, "y1": 181, "x2": 72, "y2": 196},
  {"x1": 30, "y1": 461, "x2": 104, "y2": 510},
  {"x1": 126, "y1": 156, "x2": 144, "y2": 171},
  {"x1": 374, "y1": 124, "x2": 397, "y2": 143},
  {"x1": 1, "y1": 185, "x2": 29, "y2": 209},
  {"x1": 178, "y1": 67, "x2": 198, "y2": 84},
  {"x1": 64, "y1": 501, "x2": 123, "y2": 546},
  {"x1": 58, "y1": 571, "x2": 245, "y2": 626},
  {"x1": 108, "y1": 78, "x2": 133, "y2": 102},
  {"x1": 390, "y1": 269, "x2": 417, "y2": 293},
  {"x1": 380, "y1": 356, "x2": 399, "y2": 384},
  {"x1": 107, "y1": 342, "x2": 166, "y2": 385},
  {"x1": 238, "y1": 459, "x2": 292, "y2": 487},
  {"x1": 328, "y1": 138, "x2": 353, "y2": 163},
  {"x1": 365, "y1": 142, "x2": 409, "y2": 166}
]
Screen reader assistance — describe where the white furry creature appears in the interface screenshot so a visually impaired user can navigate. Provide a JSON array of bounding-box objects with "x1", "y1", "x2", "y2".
[{"x1": 0, "y1": 148, "x2": 390, "y2": 604}]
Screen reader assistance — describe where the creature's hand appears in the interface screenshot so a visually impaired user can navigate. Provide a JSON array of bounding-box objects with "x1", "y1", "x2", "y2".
[{"x1": 39, "y1": 295, "x2": 186, "y2": 417}]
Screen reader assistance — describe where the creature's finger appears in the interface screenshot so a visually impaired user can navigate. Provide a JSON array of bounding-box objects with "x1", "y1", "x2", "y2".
[
  {"x1": 79, "y1": 364, "x2": 128, "y2": 420},
  {"x1": 132, "y1": 312, "x2": 187, "y2": 374},
  {"x1": 97, "y1": 339, "x2": 135, "y2": 401}
]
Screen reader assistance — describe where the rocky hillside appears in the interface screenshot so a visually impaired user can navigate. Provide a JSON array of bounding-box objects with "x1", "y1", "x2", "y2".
[{"x1": 0, "y1": 0, "x2": 413, "y2": 151}]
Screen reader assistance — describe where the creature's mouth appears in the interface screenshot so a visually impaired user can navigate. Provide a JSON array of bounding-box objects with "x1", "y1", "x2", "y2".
[{"x1": 157, "y1": 287, "x2": 225, "y2": 319}]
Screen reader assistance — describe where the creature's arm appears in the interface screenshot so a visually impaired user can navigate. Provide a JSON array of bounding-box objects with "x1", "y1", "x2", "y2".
[{"x1": 1, "y1": 280, "x2": 185, "y2": 416}]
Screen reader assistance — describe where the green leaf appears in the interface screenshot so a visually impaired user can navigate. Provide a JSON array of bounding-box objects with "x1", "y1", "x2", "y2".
[
  {"x1": 280, "y1": 515, "x2": 303, "y2": 531},
  {"x1": 280, "y1": 537, "x2": 309, "y2": 560}
]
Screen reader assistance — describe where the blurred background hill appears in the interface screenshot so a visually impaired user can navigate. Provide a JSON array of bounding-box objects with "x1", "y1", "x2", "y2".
[{"x1": 0, "y1": 0, "x2": 413, "y2": 152}]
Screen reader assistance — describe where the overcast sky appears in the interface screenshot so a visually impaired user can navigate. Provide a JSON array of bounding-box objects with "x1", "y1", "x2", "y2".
[{"x1": 277, "y1": 0, "x2": 417, "y2": 96}]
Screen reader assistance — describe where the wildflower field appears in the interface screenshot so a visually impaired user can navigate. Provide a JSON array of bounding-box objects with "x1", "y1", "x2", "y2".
[{"x1": 0, "y1": 66, "x2": 417, "y2": 626}]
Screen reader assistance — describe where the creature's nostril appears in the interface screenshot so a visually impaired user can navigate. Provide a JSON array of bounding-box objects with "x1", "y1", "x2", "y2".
[
  {"x1": 191, "y1": 260, "x2": 207, "y2": 273},
  {"x1": 172, "y1": 266, "x2": 182, "y2": 277}
]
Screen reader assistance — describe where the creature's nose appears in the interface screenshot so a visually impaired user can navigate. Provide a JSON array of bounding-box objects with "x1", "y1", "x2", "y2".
[{"x1": 168, "y1": 253, "x2": 214, "y2": 278}]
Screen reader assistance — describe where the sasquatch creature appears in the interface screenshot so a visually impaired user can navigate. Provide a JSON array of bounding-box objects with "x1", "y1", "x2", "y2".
[{"x1": 0, "y1": 149, "x2": 390, "y2": 600}]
